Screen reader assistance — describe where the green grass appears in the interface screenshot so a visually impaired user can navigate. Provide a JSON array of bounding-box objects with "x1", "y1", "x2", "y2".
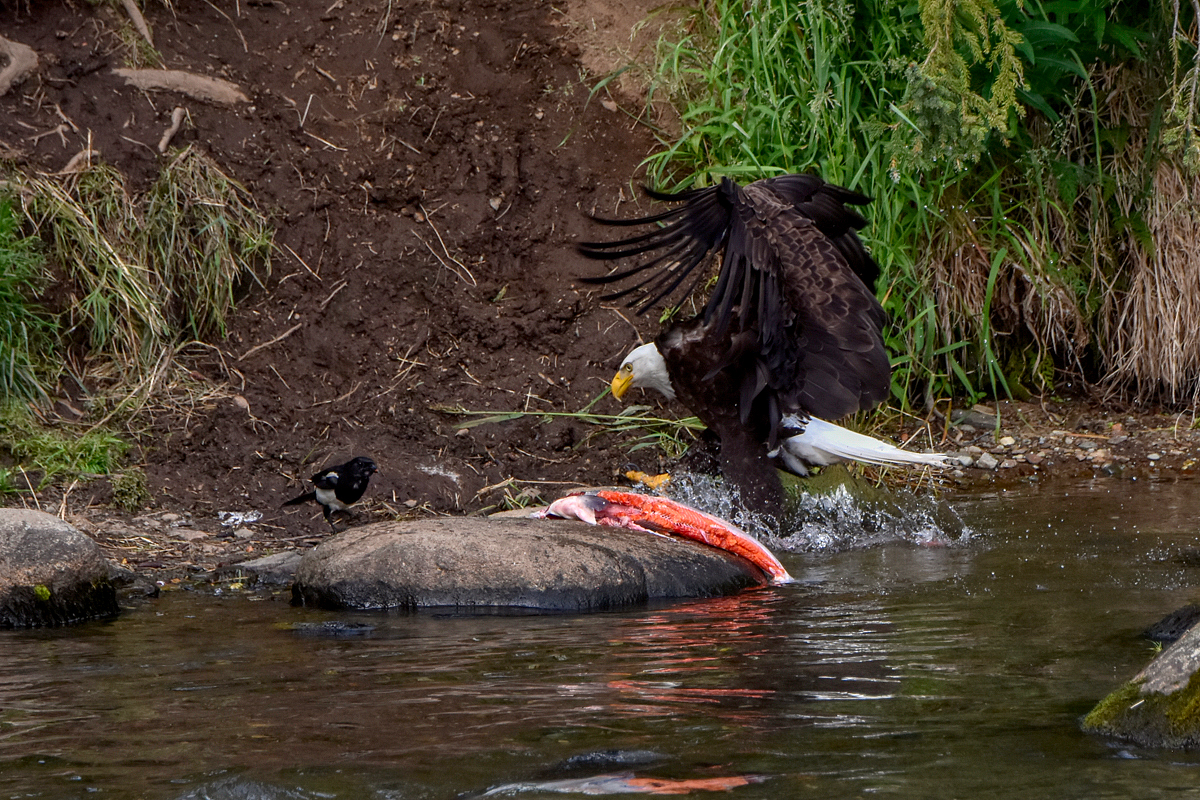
[
  {"x1": 143, "y1": 147, "x2": 273, "y2": 339},
  {"x1": 0, "y1": 402, "x2": 128, "y2": 490},
  {"x1": 632, "y1": 0, "x2": 1170, "y2": 406},
  {"x1": 0, "y1": 199, "x2": 58, "y2": 401},
  {"x1": 446, "y1": 391, "x2": 705, "y2": 460},
  {"x1": 12, "y1": 147, "x2": 272, "y2": 378},
  {"x1": 0, "y1": 147, "x2": 273, "y2": 500}
]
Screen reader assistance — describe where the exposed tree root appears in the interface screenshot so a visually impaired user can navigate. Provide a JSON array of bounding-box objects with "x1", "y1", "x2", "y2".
[
  {"x1": 0, "y1": 35, "x2": 38, "y2": 97},
  {"x1": 113, "y1": 68, "x2": 249, "y2": 105},
  {"x1": 58, "y1": 148, "x2": 100, "y2": 174},
  {"x1": 158, "y1": 107, "x2": 187, "y2": 153},
  {"x1": 119, "y1": 0, "x2": 154, "y2": 47}
]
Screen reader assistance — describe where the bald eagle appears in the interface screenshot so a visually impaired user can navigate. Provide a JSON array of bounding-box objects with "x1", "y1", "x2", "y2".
[
  {"x1": 610, "y1": 342, "x2": 954, "y2": 486},
  {"x1": 580, "y1": 174, "x2": 904, "y2": 516}
]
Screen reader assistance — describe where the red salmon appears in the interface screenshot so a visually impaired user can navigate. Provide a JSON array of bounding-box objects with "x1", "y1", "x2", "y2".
[{"x1": 534, "y1": 490, "x2": 793, "y2": 585}]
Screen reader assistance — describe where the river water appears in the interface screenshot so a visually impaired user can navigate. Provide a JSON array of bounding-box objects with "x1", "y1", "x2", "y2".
[{"x1": 4, "y1": 477, "x2": 1200, "y2": 799}]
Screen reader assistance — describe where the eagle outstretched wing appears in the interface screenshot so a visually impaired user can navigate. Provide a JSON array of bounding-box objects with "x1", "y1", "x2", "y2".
[{"x1": 579, "y1": 174, "x2": 890, "y2": 439}]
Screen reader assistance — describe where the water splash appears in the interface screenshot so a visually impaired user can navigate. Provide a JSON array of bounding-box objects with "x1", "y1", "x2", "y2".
[
  {"x1": 778, "y1": 483, "x2": 973, "y2": 552},
  {"x1": 661, "y1": 471, "x2": 973, "y2": 553},
  {"x1": 663, "y1": 473, "x2": 781, "y2": 541}
]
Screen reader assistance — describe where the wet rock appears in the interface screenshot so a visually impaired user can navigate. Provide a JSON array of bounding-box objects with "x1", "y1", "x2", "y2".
[
  {"x1": 0, "y1": 509, "x2": 119, "y2": 627},
  {"x1": 1144, "y1": 605, "x2": 1200, "y2": 645},
  {"x1": 952, "y1": 407, "x2": 999, "y2": 429},
  {"x1": 1083, "y1": 621, "x2": 1200, "y2": 748},
  {"x1": 975, "y1": 453, "x2": 999, "y2": 470},
  {"x1": 220, "y1": 550, "x2": 303, "y2": 586},
  {"x1": 107, "y1": 562, "x2": 160, "y2": 600},
  {"x1": 292, "y1": 517, "x2": 767, "y2": 613}
]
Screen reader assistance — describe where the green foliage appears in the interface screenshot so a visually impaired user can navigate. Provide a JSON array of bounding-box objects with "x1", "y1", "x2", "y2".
[
  {"x1": 25, "y1": 163, "x2": 170, "y2": 367},
  {"x1": 143, "y1": 147, "x2": 274, "y2": 339},
  {"x1": 635, "y1": 0, "x2": 1168, "y2": 405},
  {"x1": 1163, "y1": 1, "x2": 1200, "y2": 169},
  {"x1": 9, "y1": 146, "x2": 272, "y2": 380},
  {"x1": 0, "y1": 144, "x2": 269, "y2": 502},
  {"x1": 112, "y1": 469, "x2": 151, "y2": 512},
  {"x1": 0, "y1": 199, "x2": 58, "y2": 401},
  {"x1": 891, "y1": 0, "x2": 1025, "y2": 174},
  {"x1": 0, "y1": 402, "x2": 128, "y2": 489}
]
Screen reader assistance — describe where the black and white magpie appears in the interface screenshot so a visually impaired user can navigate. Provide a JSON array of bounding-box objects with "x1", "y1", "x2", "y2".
[{"x1": 282, "y1": 456, "x2": 378, "y2": 531}]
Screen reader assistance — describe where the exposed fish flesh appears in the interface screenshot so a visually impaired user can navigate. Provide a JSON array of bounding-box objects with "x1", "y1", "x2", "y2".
[{"x1": 534, "y1": 490, "x2": 793, "y2": 585}]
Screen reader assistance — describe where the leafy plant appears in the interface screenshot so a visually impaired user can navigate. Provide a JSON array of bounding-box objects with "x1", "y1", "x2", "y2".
[
  {"x1": 890, "y1": 0, "x2": 1026, "y2": 174},
  {"x1": 631, "y1": 0, "x2": 1189, "y2": 405}
]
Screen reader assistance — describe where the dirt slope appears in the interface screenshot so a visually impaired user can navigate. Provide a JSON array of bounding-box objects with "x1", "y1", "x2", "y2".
[{"x1": 2, "y1": 0, "x2": 674, "y2": 532}]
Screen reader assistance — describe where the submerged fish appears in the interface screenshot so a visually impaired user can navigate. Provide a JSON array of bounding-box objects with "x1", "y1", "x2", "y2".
[{"x1": 533, "y1": 490, "x2": 793, "y2": 585}]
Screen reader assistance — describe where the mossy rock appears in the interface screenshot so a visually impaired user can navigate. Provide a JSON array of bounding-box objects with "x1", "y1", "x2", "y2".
[
  {"x1": 1083, "y1": 622, "x2": 1200, "y2": 749},
  {"x1": 0, "y1": 509, "x2": 119, "y2": 627}
]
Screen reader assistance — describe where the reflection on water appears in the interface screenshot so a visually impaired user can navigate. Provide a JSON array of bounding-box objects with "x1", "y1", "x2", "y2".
[{"x1": 4, "y1": 478, "x2": 1200, "y2": 799}]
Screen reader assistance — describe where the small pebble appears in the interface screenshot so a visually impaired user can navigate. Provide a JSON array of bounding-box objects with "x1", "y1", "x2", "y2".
[{"x1": 976, "y1": 453, "x2": 999, "y2": 470}]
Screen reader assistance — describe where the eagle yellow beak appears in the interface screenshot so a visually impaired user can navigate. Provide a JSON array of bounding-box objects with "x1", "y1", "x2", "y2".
[{"x1": 611, "y1": 365, "x2": 634, "y2": 400}]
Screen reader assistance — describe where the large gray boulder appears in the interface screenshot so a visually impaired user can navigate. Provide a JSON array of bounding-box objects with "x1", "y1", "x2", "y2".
[
  {"x1": 291, "y1": 517, "x2": 770, "y2": 612},
  {"x1": 1083, "y1": 618, "x2": 1200, "y2": 748},
  {"x1": 0, "y1": 508, "x2": 119, "y2": 627}
]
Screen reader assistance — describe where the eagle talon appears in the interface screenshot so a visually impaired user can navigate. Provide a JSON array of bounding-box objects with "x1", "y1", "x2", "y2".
[{"x1": 624, "y1": 470, "x2": 671, "y2": 491}]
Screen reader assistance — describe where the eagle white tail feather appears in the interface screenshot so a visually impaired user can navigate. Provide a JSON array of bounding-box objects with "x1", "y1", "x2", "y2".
[{"x1": 773, "y1": 416, "x2": 954, "y2": 476}]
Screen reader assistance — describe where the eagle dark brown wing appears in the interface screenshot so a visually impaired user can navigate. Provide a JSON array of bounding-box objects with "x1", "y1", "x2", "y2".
[
  {"x1": 580, "y1": 174, "x2": 890, "y2": 437},
  {"x1": 734, "y1": 182, "x2": 890, "y2": 424}
]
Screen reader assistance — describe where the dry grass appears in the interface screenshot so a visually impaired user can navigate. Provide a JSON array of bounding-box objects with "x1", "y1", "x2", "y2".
[
  {"x1": 922, "y1": 184, "x2": 1088, "y2": 397},
  {"x1": 1107, "y1": 161, "x2": 1200, "y2": 403},
  {"x1": 1086, "y1": 65, "x2": 1200, "y2": 404},
  {"x1": 7, "y1": 146, "x2": 271, "y2": 386},
  {"x1": 1, "y1": 146, "x2": 271, "y2": 453},
  {"x1": 20, "y1": 161, "x2": 172, "y2": 369}
]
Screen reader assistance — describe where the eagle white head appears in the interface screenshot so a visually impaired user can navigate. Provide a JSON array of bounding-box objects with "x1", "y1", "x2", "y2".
[{"x1": 611, "y1": 342, "x2": 676, "y2": 401}]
